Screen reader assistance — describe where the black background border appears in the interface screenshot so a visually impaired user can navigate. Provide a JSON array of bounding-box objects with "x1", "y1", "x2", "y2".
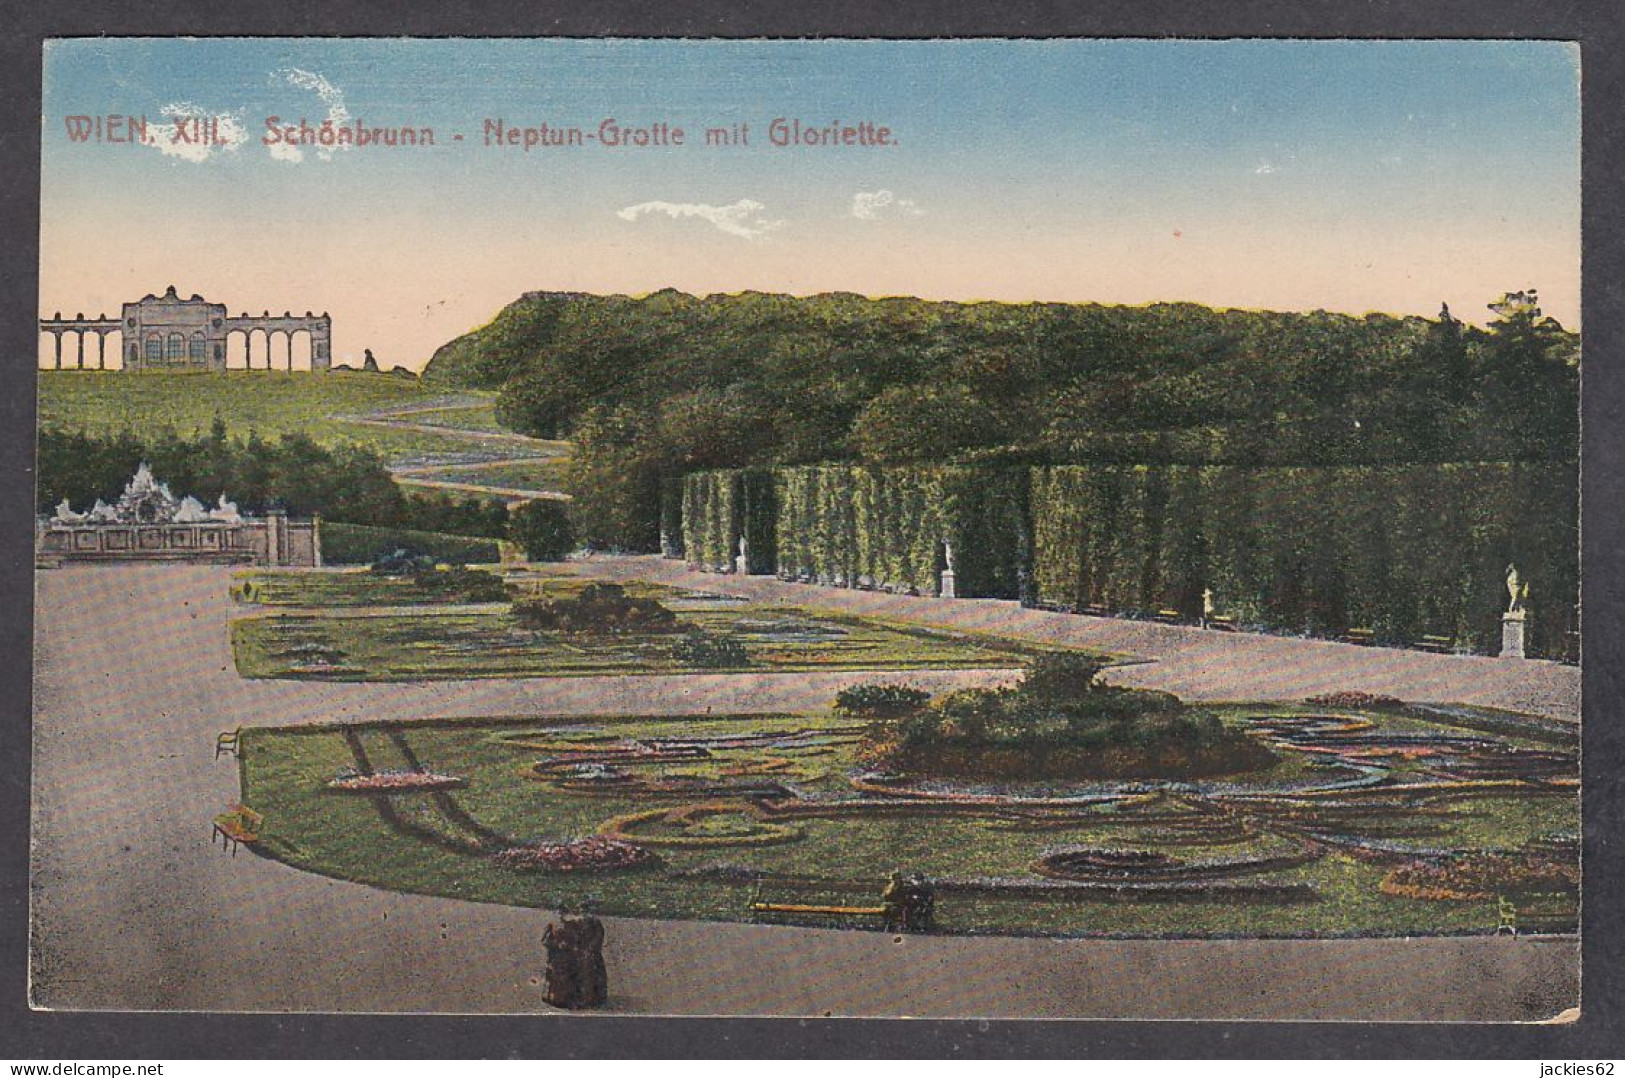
[{"x1": 1, "y1": 0, "x2": 1621, "y2": 1060}]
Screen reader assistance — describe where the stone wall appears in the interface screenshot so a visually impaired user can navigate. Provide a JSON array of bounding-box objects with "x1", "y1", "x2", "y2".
[{"x1": 36, "y1": 514, "x2": 321, "y2": 568}]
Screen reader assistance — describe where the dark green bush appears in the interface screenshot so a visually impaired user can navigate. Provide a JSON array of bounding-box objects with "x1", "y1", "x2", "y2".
[
  {"x1": 871, "y1": 652, "x2": 1272, "y2": 779},
  {"x1": 409, "y1": 566, "x2": 509, "y2": 603},
  {"x1": 508, "y1": 498, "x2": 577, "y2": 562},
  {"x1": 670, "y1": 630, "x2": 749, "y2": 668},
  {"x1": 833, "y1": 683, "x2": 932, "y2": 718},
  {"x1": 512, "y1": 582, "x2": 677, "y2": 634}
]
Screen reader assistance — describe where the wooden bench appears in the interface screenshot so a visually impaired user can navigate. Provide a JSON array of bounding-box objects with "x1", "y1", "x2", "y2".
[
  {"x1": 1415, "y1": 634, "x2": 1455, "y2": 654},
  {"x1": 215, "y1": 728, "x2": 241, "y2": 759},
  {"x1": 1342, "y1": 628, "x2": 1377, "y2": 646},
  {"x1": 212, "y1": 804, "x2": 263, "y2": 856},
  {"x1": 748, "y1": 898, "x2": 889, "y2": 924},
  {"x1": 1204, "y1": 615, "x2": 1237, "y2": 632},
  {"x1": 1153, "y1": 608, "x2": 1185, "y2": 625},
  {"x1": 748, "y1": 879, "x2": 934, "y2": 932}
]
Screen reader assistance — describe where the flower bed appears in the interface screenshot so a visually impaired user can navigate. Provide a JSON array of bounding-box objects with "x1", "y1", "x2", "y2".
[
  {"x1": 1305, "y1": 691, "x2": 1405, "y2": 709},
  {"x1": 600, "y1": 802, "x2": 803, "y2": 847},
  {"x1": 491, "y1": 835, "x2": 658, "y2": 873},
  {"x1": 1379, "y1": 852, "x2": 1579, "y2": 901},
  {"x1": 327, "y1": 768, "x2": 466, "y2": 793}
]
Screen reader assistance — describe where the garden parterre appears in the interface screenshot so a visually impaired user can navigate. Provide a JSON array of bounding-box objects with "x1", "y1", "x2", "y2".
[{"x1": 237, "y1": 701, "x2": 1577, "y2": 938}]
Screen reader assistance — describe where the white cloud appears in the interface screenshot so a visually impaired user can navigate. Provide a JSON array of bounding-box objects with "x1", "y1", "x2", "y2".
[
  {"x1": 1253, "y1": 162, "x2": 1278, "y2": 175},
  {"x1": 144, "y1": 102, "x2": 248, "y2": 163},
  {"x1": 851, "y1": 189, "x2": 922, "y2": 220},
  {"x1": 268, "y1": 68, "x2": 351, "y2": 162},
  {"x1": 616, "y1": 198, "x2": 783, "y2": 239}
]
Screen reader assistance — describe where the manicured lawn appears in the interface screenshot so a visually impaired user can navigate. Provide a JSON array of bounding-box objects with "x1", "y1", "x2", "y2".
[
  {"x1": 237, "y1": 702, "x2": 1578, "y2": 938},
  {"x1": 319, "y1": 524, "x2": 504, "y2": 566},
  {"x1": 38, "y1": 371, "x2": 514, "y2": 465},
  {"x1": 234, "y1": 567, "x2": 677, "y2": 608}
]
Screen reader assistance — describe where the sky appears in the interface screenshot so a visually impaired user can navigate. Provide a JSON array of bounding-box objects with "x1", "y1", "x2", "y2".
[{"x1": 39, "y1": 38, "x2": 1581, "y2": 369}]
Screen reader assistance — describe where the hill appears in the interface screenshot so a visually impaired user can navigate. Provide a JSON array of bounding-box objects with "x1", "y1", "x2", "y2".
[{"x1": 422, "y1": 288, "x2": 1578, "y2": 549}]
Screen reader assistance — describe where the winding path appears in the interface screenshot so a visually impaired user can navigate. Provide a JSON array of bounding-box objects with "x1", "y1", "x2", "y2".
[{"x1": 333, "y1": 396, "x2": 572, "y2": 503}]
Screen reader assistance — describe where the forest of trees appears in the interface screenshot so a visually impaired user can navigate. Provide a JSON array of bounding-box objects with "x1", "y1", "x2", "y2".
[
  {"x1": 37, "y1": 419, "x2": 512, "y2": 540},
  {"x1": 424, "y1": 288, "x2": 1578, "y2": 551}
]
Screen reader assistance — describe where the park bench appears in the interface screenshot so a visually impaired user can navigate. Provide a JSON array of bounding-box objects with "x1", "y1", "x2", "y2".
[
  {"x1": 748, "y1": 895, "x2": 889, "y2": 926},
  {"x1": 1415, "y1": 634, "x2": 1455, "y2": 654},
  {"x1": 211, "y1": 804, "x2": 263, "y2": 856},
  {"x1": 215, "y1": 728, "x2": 241, "y2": 759},
  {"x1": 1204, "y1": 614, "x2": 1237, "y2": 631},
  {"x1": 1152, "y1": 608, "x2": 1185, "y2": 624},
  {"x1": 1342, "y1": 628, "x2": 1377, "y2": 646},
  {"x1": 748, "y1": 877, "x2": 935, "y2": 932}
]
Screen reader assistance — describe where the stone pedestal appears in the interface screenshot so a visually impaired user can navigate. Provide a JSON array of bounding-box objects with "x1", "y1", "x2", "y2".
[
  {"x1": 735, "y1": 554, "x2": 749, "y2": 575},
  {"x1": 1501, "y1": 612, "x2": 1526, "y2": 659},
  {"x1": 938, "y1": 570, "x2": 956, "y2": 600}
]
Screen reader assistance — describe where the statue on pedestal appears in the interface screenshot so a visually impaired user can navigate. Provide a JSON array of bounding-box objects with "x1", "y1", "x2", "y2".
[{"x1": 1506, "y1": 564, "x2": 1528, "y2": 615}]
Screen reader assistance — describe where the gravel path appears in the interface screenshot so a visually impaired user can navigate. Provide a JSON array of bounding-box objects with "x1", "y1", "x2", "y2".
[
  {"x1": 594, "y1": 556, "x2": 1580, "y2": 722},
  {"x1": 29, "y1": 562, "x2": 1579, "y2": 1018}
]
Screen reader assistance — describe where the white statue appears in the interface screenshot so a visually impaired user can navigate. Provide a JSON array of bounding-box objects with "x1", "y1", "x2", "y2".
[
  {"x1": 208, "y1": 493, "x2": 243, "y2": 525},
  {"x1": 88, "y1": 499, "x2": 118, "y2": 522},
  {"x1": 1506, "y1": 564, "x2": 1528, "y2": 614},
  {"x1": 51, "y1": 499, "x2": 86, "y2": 525},
  {"x1": 173, "y1": 496, "x2": 211, "y2": 523},
  {"x1": 114, "y1": 462, "x2": 180, "y2": 524},
  {"x1": 1202, "y1": 588, "x2": 1215, "y2": 619},
  {"x1": 943, "y1": 540, "x2": 956, "y2": 574}
]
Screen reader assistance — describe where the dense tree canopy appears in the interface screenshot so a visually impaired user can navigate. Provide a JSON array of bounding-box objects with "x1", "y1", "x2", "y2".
[
  {"x1": 37, "y1": 420, "x2": 511, "y2": 539},
  {"x1": 424, "y1": 289, "x2": 1578, "y2": 550}
]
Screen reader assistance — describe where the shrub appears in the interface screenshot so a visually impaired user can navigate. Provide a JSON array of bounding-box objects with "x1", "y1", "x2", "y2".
[
  {"x1": 670, "y1": 630, "x2": 748, "y2": 668},
  {"x1": 1305, "y1": 690, "x2": 1404, "y2": 709},
  {"x1": 511, "y1": 582, "x2": 678, "y2": 634},
  {"x1": 833, "y1": 683, "x2": 932, "y2": 718},
  {"x1": 409, "y1": 566, "x2": 509, "y2": 603},
  {"x1": 371, "y1": 547, "x2": 439, "y2": 576},
  {"x1": 865, "y1": 651, "x2": 1275, "y2": 780},
  {"x1": 1019, "y1": 652, "x2": 1111, "y2": 701},
  {"x1": 509, "y1": 498, "x2": 577, "y2": 561}
]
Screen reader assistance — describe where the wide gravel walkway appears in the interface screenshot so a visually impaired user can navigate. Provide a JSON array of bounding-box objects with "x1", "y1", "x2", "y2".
[{"x1": 29, "y1": 562, "x2": 1578, "y2": 1018}]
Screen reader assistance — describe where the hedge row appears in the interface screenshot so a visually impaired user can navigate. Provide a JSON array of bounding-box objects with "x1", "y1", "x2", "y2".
[
  {"x1": 681, "y1": 462, "x2": 1577, "y2": 658},
  {"x1": 1029, "y1": 463, "x2": 1577, "y2": 658},
  {"x1": 684, "y1": 465, "x2": 1027, "y2": 599},
  {"x1": 679, "y1": 468, "x2": 776, "y2": 573}
]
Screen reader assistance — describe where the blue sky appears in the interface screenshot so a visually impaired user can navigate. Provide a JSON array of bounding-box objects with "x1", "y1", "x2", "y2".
[{"x1": 40, "y1": 38, "x2": 1581, "y2": 366}]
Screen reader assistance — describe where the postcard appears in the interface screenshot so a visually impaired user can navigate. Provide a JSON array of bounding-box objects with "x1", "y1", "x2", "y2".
[{"x1": 31, "y1": 37, "x2": 1581, "y2": 1021}]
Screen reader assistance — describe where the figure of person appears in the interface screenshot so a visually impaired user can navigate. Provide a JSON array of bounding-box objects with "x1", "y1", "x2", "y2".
[
  {"x1": 903, "y1": 874, "x2": 936, "y2": 933},
  {"x1": 881, "y1": 870, "x2": 907, "y2": 933},
  {"x1": 541, "y1": 912, "x2": 608, "y2": 1009}
]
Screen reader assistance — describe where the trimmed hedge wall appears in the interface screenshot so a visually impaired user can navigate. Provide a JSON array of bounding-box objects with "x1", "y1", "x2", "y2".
[
  {"x1": 685, "y1": 465, "x2": 1026, "y2": 598},
  {"x1": 680, "y1": 468, "x2": 777, "y2": 573},
  {"x1": 681, "y1": 462, "x2": 1576, "y2": 658},
  {"x1": 1030, "y1": 463, "x2": 1577, "y2": 658}
]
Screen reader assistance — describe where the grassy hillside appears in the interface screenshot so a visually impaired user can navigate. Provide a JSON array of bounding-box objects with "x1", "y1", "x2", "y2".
[{"x1": 37, "y1": 371, "x2": 504, "y2": 463}]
